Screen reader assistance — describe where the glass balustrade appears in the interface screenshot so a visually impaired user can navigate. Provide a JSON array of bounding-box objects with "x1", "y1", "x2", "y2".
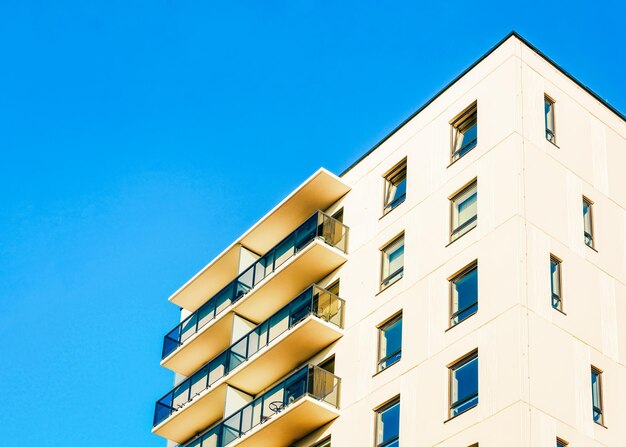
[
  {"x1": 162, "y1": 211, "x2": 348, "y2": 359},
  {"x1": 179, "y1": 364, "x2": 341, "y2": 447},
  {"x1": 154, "y1": 285, "x2": 344, "y2": 427}
]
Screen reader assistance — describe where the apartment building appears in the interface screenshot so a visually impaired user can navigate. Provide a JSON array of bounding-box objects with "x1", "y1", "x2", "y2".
[{"x1": 152, "y1": 32, "x2": 626, "y2": 447}]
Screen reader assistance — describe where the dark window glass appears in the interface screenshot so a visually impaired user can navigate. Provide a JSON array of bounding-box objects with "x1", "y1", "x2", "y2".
[
  {"x1": 381, "y1": 235, "x2": 404, "y2": 289},
  {"x1": 545, "y1": 96, "x2": 556, "y2": 143},
  {"x1": 451, "y1": 104, "x2": 478, "y2": 161},
  {"x1": 451, "y1": 181, "x2": 477, "y2": 241},
  {"x1": 591, "y1": 367, "x2": 603, "y2": 424},
  {"x1": 376, "y1": 398, "x2": 400, "y2": 447},
  {"x1": 378, "y1": 314, "x2": 402, "y2": 371},
  {"x1": 550, "y1": 256, "x2": 562, "y2": 310},
  {"x1": 583, "y1": 197, "x2": 594, "y2": 248},
  {"x1": 450, "y1": 263, "x2": 478, "y2": 326},
  {"x1": 383, "y1": 161, "x2": 407, "y2": 215},
  {"x1": 450, "y1": 352, "x2": 478, "y2": 417}
]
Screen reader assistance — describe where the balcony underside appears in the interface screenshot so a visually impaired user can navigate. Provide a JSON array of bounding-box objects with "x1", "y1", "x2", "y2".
[
  {"x1": 235, "y1": 241, "x2": 347, "y2": 323},
  {"x1": 169, "y1": 169, "x2": 350, "y2": 311},
  {"x1": 162, "y1": 240, "x2": 347, "y2": 375},
  {"x1": 228, "y1": 316, "x2": 342, "y2": 395},
  {"x1": 229, "y1": 397, "x2": 340, "y2": 447},
  {"x1": 161, "y1": 313, "x2": 234, "y2": 377},
  {"x1": 153, "y1": 383, "x2": 228, "y2": 444},
  {"x1": 155, "y1": 316, "x2": 342, "y2": 443}
]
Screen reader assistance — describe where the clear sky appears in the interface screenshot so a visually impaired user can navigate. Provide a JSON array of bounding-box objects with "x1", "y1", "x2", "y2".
[{"x1": 0, "y1": 1, "x2": 624, "y2": 446}]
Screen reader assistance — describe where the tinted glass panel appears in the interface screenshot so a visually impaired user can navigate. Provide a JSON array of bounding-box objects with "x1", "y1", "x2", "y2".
[
  {"x1": 376, "y1": 400, "x2": 400, "y2": 447},
  {"x1": 451, "y1": 265, "x2": 478, "y2": 325}
]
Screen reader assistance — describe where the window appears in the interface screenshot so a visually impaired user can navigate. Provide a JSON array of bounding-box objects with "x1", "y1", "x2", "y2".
[
  {"x1": 550, "y1": 255, "x2": 563, "y2": 311},
  {"x1": 449, "y1": 351, "x2": 478, "y2": 418},
  {"x1": 326, "y1": 279, "x2": 340, "y2": 296},
  {"x1": 450, "y1": 180, "x2": 477, "y2": 241},
  {"x1": 451, "y1": 103, "x2": 478, "y2": 161},
  {"x1": 377, "y1": 313, "x2": 402, "y2": 371},
  {"x1": 383, "y1": 160, "x2": 407, "y2": 215},
  {"x1": 450, "y1": 262, "x2": 478, "y2": 326},
  {"x1": 375, "y1": 398, "x2": 400, "y2": 447},
  {"x1": 556, "y1": 438, "x2": 568, "y2": 447},
  {"x1": 591, "y1": 366, "x2": 604, "y2": 425},
  {"x1": 319, "y1": 356, "x2": 335, "y2": 374},
  {"x1": 545, "y1": 95, "x2": 556, "y2": 143},
  {"x1": 583, "y1": 197, "x2": 594, "y2": 248},
  {"x1": 332, "y1": 208, "x2": 344, "y2": 223},
  {"x1": 381, "y1": 234, "x2": 404, "y2": 289}
]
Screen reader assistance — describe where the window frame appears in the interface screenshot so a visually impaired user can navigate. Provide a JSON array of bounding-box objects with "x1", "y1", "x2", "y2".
[
  {"x1": 448, "y1": 350, "x2": 479, "y2": 419},
  {"x1": 591, "y1": 366, "x2": 604, "y2": 425},
  {"x1": 382, "y1": 159, "x2": 407, "y2": 216},
  {"x1": 450, "y1": 102, "x2": 478, "y2": 162},
  {"x1": 545, "y1": 94, "x2": 557, "y2": 144},
  {"x1": 313, "y1": 436, "x2": 331, "y2": 447},
  {"x1": 556, "y1": 438, "x2": 568, "y2": 447},
  {"x1": 450, "y1": 180, "x2": 478, "y2": 242},
  {"x1": 583, "y1": 196, "x2": 595, "y2": 249},
  {"x1": 449, "y1": 261, "x2": 478, "y2": 327},
  {"x1": 377, "y1": 312, "x2": 403, "y2": 372},
  {"x1": 380, "y1": 233, "x2": 405, "y2": 290},
  {"x1": 374, "y1": 397, "x2": 400, "y2": 447},
  {"x1": 550, "y1": 254, "x2": 563, "y2": 312}
]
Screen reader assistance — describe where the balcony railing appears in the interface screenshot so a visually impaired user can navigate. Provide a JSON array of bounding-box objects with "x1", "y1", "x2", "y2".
[
  {"x1": 154, "y1": 285, "x2": 344, "y2": 427},
  {"x1": 162, "y1": 211, "x2": 348, "y2": 360},
  {"x1": 178, "y1": 364, "x2": 341, "y2": 447}
]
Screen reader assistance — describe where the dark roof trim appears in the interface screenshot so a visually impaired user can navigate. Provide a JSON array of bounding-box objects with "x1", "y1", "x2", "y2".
[{"x1": 341, "y1": 30, "x2": 625, "y2": 177}]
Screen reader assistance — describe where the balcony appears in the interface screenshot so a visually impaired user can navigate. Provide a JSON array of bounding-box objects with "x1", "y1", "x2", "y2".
[
  {"x1": 169, "y1": 169, "x2": 350, "y2": 312},
  {"x1": 153, "y1": 286, "x2": 344, "y2": 442},
  {"x1": 178, "y1": 364, "x2": 340, "y2": 447},
  {"x1": 161, "y1": 211, "x2": 348, "y2": 376}
]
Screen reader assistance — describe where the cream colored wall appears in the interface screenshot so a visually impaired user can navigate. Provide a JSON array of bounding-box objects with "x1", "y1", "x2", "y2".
[
  {"x1": 519, "y1": 38, "x2": 626, "y2": 447},
  {"x1": 295, "y1": 35, "x2": 626, "y2": 446}
]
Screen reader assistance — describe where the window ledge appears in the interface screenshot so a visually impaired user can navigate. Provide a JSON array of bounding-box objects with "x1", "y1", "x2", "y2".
[
  {"x1": 445, "y1": 225, "x2": 477, "y2": 248},
  {"x1": 586, "y1": 244, "x2": 598, "y2": 253},
  {"x1": 372, "y1": 358, "x2": 401, "y2": 378},
  {"x1": 552, "y1": 307, "x2": 567, "y2": 316},
  {"x1": 546, "y1": 138, "x2": 560, "y2": 149},
  {"x1": 444, "y1": 403, "x2": 477, "y2": 423},
  {"x1": 594, "y1": 421, "x2": 608, "y2": 429},
  {"x1": 446, "y1": 147, "x2": 477, "y2": 169},
  {"x1": 445, "y1": 310, "x2": 478, "y2": 332},
  {"x1": 379, "y1": 200, "x2": 406, "y2": 220},
  {"x1": 376, "y1": 276, "x2": 403, "y2": 296}
]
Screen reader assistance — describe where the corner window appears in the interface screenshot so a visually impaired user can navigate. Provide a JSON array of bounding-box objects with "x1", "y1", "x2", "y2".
[
  {"x1": 583, "y1": 197, "x2": 594, "y2": 248},
  {"x1": 449, "y1": 351, "x2": 478, "y2": 418},
  {"x1": 375, "y1": 398, "x2": 400, "y2": 447},
  {"x1": 451, "y1": 102, "x2": 478, "y2": 162},
  {"x1": 377, "y1": 313, "x2": 402, "y2": 372},
  {"x1": 450, "y1": 262, "x2": 478, "y2": 326},
  {"x1": 450, "y1": 180, "x2": 477, "y2": 241},
  {"x1": 550, "y1": 255, "x2": 563, "y2": 311},
  {"x1": 545, "y1": 95, "x2": 556, "y2": 144},
  {"x1": 591, "y1": 366, "x2": 604, "y2": 425},
  {"x1": 383, "y1": 160, "x2": 407, "y2": 215},
  {"x1": 381, "y1": 234, "x2": 404, "y2": 289}
]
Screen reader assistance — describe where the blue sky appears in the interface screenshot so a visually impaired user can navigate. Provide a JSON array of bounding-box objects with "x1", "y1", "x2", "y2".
[{"x1": 0, "y1": 1, "x2": 624, "y2": 445}]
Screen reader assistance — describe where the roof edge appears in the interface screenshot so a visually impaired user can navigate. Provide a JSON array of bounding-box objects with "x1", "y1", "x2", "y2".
[{"x1": 340, "y1": 30, "x2": 625, "y2": 177}]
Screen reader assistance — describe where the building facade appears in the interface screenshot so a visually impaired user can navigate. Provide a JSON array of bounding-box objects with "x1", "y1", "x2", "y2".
[{"x1": 152, "y1": 33, "x2": 626, "y2": 446}]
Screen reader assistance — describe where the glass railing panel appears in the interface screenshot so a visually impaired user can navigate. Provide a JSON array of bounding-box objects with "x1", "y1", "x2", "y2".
[
  {"x1": 177, "y1": 365, "x2": 341, "y2": 447},
  {"x1": 162, "y1": 211, "x2": 348, "y2": 360},
  {"x1": 308, "y1": 365, "x2": 341, "y2": 407},
  {"x1": 154, "y1": 285, "x2": 345, "y2": 427}
]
